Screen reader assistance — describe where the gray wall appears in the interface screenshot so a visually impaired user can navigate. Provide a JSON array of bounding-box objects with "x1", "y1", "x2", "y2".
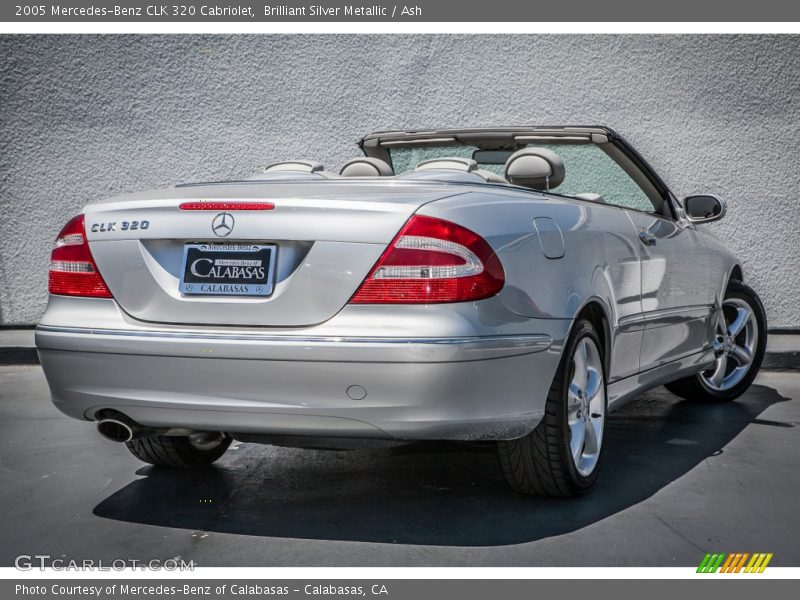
[{"x1": 1, "y1": 35, "x2": 799, "y2": 327}]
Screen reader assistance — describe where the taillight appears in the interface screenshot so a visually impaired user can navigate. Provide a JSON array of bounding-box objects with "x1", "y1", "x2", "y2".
[
  {"x1": 48, "y1": 215, "x2": 112, "y2": 298},
  {"x1": 349, "y1": 215, "x2": 505, "y2": 304}
]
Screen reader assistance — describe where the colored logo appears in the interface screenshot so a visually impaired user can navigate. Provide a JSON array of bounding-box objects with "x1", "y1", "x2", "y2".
[{"x1": 697, "y1": 552, "x2": 773, "y2": 573}]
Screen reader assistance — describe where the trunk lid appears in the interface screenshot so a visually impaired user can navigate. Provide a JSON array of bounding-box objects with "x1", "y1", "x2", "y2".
[{"x1": 84, "y1": 180, "x2": 461, "y2": 327}]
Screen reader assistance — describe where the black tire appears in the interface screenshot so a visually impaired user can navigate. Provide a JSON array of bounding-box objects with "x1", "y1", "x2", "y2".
[
  {"x1": 125, "y1": 433, "x2": 231, "y2": 468},
  {"x1": 497, "y1": 319, "x2": 607, "y2": 497},
  {"x1": 665, "y1": 280, "x2": 767, "y2": 403}
]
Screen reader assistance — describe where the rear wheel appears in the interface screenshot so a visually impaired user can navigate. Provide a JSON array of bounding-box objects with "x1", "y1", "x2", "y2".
[
  {"x1": 665, "y1": 280, "x2": 766, "y2": 403},
  {"x1": 125, "y1": 432, "x2": 231, "y2": 468},
  {"x1": 498, "y1": 319, "x2": 607, "y2": 497}
]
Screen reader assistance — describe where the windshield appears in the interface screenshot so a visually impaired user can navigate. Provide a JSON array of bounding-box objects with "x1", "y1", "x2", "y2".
[{"x1": 387, "y1": 143, "x2": 655, "y2": 213}]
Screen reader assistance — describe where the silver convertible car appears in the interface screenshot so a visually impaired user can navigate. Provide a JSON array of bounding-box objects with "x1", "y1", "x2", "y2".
[{"x1": 37, "y1": 126, "x2": 767, "y2": 496}]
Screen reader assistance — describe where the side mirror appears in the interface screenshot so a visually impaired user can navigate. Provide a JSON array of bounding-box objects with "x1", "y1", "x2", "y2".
[{"x1": 683, "y1": 194, "x2": 726, "y2": 224}]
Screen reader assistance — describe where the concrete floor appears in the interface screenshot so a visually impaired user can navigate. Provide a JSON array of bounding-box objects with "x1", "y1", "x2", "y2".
[{"x1": 0, "y1": 365, "x2": 798, "y2": 567}]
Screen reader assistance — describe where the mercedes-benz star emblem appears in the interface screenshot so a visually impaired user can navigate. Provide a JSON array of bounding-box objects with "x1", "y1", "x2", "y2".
[{"x1": 211, "y1": 212, "x2": 234, "y2": 237}]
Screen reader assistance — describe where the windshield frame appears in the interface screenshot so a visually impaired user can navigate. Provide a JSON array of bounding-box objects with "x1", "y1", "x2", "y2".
[{"x1": 359, "y1": 126, "x2": 678, "y2": 221}]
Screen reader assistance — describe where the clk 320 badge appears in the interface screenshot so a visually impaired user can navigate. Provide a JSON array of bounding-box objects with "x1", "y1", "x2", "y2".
[{"x1": 90, "y1": 220, "x2": 150, "y2": 233}]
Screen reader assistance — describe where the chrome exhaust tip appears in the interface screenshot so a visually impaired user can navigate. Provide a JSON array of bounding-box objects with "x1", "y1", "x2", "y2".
[
  {"x1": 96, "y1": 413, "x2": 165, "y2": 443},
  {"x1": 96, "y1": 418, "x2": 135, "y2": 443}
]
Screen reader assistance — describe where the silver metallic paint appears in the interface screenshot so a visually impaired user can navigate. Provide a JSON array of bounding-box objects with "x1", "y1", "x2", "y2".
[{"x1": 38, "y1": 172, "x2": 741, "y2": 441}]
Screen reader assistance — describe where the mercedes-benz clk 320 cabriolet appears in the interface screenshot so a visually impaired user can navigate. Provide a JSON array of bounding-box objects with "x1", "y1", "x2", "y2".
[{"x1": 36, "y1": 126, "x2": 767, "y2": 496}]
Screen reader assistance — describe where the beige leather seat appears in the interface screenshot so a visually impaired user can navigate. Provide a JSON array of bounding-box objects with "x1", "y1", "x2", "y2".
[
  {"x1": 473, "y1": 169, "x2": 508, "y2": 184},
  {"x1": 574, "y1": 192, "x2": 607, "y2": 204},
  {"x1": 414, "y1": 157, "x2": 507, "y2": 183},
  {"x1": 265, "y1": 160, "x2": 324, "y2": 173},
  {"x1": 415, "y1": 157, "x2": 478, "y2": 172}
]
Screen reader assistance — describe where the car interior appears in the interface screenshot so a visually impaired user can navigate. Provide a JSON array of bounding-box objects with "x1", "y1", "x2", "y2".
[{"x1": 243, "y1": 133, "x2": 674, "y2": 219}]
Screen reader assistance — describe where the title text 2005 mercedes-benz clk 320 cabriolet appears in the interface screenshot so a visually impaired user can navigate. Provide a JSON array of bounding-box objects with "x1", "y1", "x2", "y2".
[{"x1": 36, "y1": 126, "x2": 767, "y2": 496}]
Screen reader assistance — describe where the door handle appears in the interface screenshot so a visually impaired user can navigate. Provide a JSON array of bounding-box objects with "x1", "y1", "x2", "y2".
[{"x1": 638, "y1": 229, "x2": 657, "y2": 246}]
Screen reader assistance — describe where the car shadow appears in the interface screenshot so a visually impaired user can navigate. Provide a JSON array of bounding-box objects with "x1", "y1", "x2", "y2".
[{"x1": 93, "y1": 384, "x2": 790, "y2": 548}]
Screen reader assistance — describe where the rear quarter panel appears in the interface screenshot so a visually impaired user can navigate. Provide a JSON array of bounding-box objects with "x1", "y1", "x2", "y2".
[{"x1": 418, "y1": 189, "x2": 646, "y2": 381}]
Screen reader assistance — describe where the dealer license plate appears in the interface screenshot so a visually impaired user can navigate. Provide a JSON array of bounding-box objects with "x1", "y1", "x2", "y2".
[{"x1": 179, "y1": 243, "x2": 276, "y2": 297}]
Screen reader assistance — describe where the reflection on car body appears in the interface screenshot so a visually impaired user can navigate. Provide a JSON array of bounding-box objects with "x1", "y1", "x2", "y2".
[{"x1": 36, "y1": 126, "x2": 767, "y2": 496}]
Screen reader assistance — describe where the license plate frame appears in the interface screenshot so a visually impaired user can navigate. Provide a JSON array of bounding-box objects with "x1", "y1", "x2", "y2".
[{"x1": 179, "y1": 243, "x2": 277, "y2": 297}]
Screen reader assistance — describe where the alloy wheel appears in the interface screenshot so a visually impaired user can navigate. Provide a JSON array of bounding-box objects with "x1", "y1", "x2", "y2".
[
  {"x1": 701, "y1": 298, "x2": 759, "y2": 392},
  {"x1": 567, "y1": 337, "x2": 605, "y2": 477}
]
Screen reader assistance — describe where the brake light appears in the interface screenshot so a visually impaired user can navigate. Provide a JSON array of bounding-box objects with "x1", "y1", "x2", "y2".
[
  {"x1": 48, "y1": 215, "x2": 112, "y2": 298},
  {"x1": 179, "y1": 201, "x2": 275, "y2": 211},
  {"x1": 349, "y1": 215, "x2": 504, "y2": 304}
]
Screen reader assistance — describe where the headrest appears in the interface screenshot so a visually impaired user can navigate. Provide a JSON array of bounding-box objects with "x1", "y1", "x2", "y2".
[
  {"x1": 416, "y1": 157, "x2": 478, "y2": 172},
  {"x1": 340, "y1": 157, "x2": 393, "y2": 177},
  {"x1": 265, "y1": 160, "x2": 324, "y2": 173},
  {"x1": 504, "y1": 148, "x2": 565, "y2": 190}
]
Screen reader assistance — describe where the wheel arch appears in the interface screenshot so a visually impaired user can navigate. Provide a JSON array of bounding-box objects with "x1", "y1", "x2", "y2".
[
  {"x1": 717, "y1": 263, "x2": 744, "y2": 306},
  {"x1": 729, "y1": 264, "x2": 744, "y2": 284},
  {"x1": 572, "y1": 298, "x2": 612, "y2": 377}
]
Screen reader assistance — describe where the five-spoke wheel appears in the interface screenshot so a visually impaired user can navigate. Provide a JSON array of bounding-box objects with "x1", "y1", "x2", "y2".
[
  {"x1": 701, "y1": 297, "x2": 759, "y2": 391},
  {"x1": 567, "y1": 337, "x2": 605, "y2": 477},
  {"x1": 498, "y1": 318, "x2": 607, "y2": 497},
  {"x1": 666, "y1": 279, "x2": 766, "y2": 403}
]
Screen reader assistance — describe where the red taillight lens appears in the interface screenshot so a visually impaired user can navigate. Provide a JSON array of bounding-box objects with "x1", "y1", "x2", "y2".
[
  {"x1": 349, "y1": 215, "x2": 505, "y2": 304},
  {"x1": 48, "y1": 215, "x2": 112, "y2": 298}
]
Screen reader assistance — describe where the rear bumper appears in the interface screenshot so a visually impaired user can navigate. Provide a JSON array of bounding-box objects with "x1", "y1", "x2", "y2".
[
  {"x1": 35, "y1": 325, "x2": 551, "y2": 363},
  {"x1": 36, "y1": 298, "x2": 569, "y2": 441}
]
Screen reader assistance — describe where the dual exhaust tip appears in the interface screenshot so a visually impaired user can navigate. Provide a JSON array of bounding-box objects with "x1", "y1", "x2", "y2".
[{"x1": 96, "y1": 414, "x2": 163, "y2": 443}]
